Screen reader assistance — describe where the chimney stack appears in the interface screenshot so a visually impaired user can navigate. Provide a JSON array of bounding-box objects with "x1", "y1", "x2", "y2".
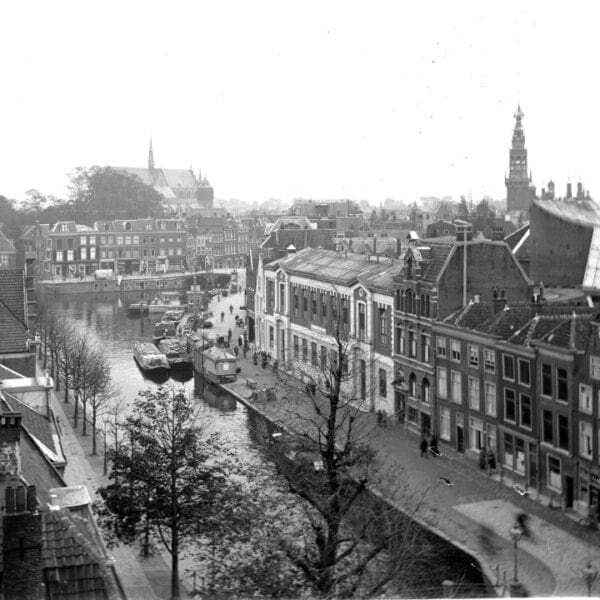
[
  {"x1": 577, "y1": 181, "x2": 584, "y2": 199},
  {"x1": 567, "y1": 182, "x2": 572, "y2": 199},
  {"x1": 492, "y1": 288, "x2": 508, "y2": 314},
  {"x1": 0, "y1": 413, "x2": 22, "y2": 476}
]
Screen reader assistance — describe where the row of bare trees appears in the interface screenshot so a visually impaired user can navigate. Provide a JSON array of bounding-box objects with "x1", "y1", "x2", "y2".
[{"x1": 37, "y1": 301, "x2": 116, "y2": 455}]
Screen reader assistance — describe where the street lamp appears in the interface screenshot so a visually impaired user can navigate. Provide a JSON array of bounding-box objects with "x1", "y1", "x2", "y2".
[
  {"x1": 583, "y1": 562, "x2": 598, "y2": 597},
  {"x1": 509, "y1": 523, "x2": 523, "y2": 588}
]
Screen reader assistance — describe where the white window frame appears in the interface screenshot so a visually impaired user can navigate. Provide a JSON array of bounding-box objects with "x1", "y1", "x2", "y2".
[
  {"x1": 440, "y1": 407, "x2": 451, "y2": 441},
  {"x1": 468, "y1": 376, "x2": 480, "y2": 411},
  {"x1": 547, "y1": 456, "x2": 562, "y2": 492},
  {"x1": 469, "y1": 417, "x2": 484, "y2": 451},
  {"x1": 450, "y1": 340, "x2": 461, "y2": 362},
  {"x1": 580, "y1": 384, "x2": 593, "y2": 415},
  {"x1": 591, "y1": 356, "x2": 600, "y2": 380},
  {"x1": 485, "y1": 381, "x2": 496, "y2": 416},
  {"x1": 436, "y1": 336, "x2": 446, "y2": 358},
  {"x1": 437, "y1": 367, "x2": 447, "y2": 399},
  {"x1": 450, "y1": 370, "x2": 461, "y2": 404},
  {"x1": 468, "y1": 344, "x2": 479, "y2": 368},
  {"x1": 579, "y1": 421, "x2": 593, "y2": 460}
]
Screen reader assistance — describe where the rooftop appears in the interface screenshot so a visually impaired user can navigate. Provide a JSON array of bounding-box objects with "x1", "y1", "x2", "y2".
[{"x1": 533, "y1": 196, "x2": 600, "y2": 227}]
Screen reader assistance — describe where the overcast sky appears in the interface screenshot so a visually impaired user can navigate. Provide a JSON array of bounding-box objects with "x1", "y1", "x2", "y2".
[{"x1": 1, "y1": 1, "x2": 598, "y2": 205}]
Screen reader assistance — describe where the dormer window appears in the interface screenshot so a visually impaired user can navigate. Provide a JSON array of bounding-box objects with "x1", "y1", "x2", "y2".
[
  {"x1": 104, "y1": 224, "x2": 110, "y2": 231},
  {"x1": 125, "y1": 222, "x2": 132, "y2": 231}
]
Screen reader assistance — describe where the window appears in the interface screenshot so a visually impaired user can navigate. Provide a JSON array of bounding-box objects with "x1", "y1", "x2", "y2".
[
  {"x1": 580, "y1": 421, "x2": 593, "y2": 460},
  {"x1": 422, "y1": 335, "x2": 431, "y2": 363},
  {"x1": 67, "y1": 238, "x2": 73, "y2": 249},
  {"x1": 503, "y1": 355, "x2": 515, "y2": 381},
  {"x1": 294, "y1": 289, "x2": 299, "y2": 315},
  {"x1": 557, "y1": 367, "x2": 568, "y2": 402},
  {"x1": 543, "y1": 409, "x2": 553, "y2": 443},
  {"x1": 89, "y1": 236, "x2": 96, "y2": 245},
  {"x1": 311, "y1": 292, "x2": 317, "y2": 316},
  {"x1": 504, "y1": 389, "x2": 516, "y2": 423},
  {"x1": 542, "y1": 363, "x2": 552, "y2": 396},
  {"x1": 280, "y1": 284, "x2": 285, "y2": 311},
  {"x1": 55, "y1": 250, "x2": 63, "y2": 262},
  {"x1": 56, "y1": 239, "x2": 63, "y2": 250},
  {"x1": 293, "y1": 335, "x2": 299, "y2": 359},
  {"x1": 450, "y1": 340, "x2": 461, "y2": 362},
  {"x1": 408, "y1": 331, "x2": 416, "y2": 358},
  {"x1": 311, "y1": 342, "x2": 318, "y2": 366},
  {"x1": 422, "y1": 378, "x2": 430, "y2": 403},
  {"x1": 440, "y1": 407, "x2": 450, "y2": 441},
  {"x1": 302, "y1": 338, "x2": 308, "y2": 362},
  {"x1": 321, "y1": 294, "x2": 327, "y2": 319},
  {"x1": 358, "y1": 302, "x2": 365, "y2": 336},
  {"x1": 591, "y1": 356, "x2": 600, "y2": 380},
  {"x1": 321, "y1": 345, "x2": 327, "y2": 370},
  {"x1": 133, "y1": 236, "x2": 139, "y2": 244},
  {"x1": 469, "y1": 417, "x2": 484, "y2": 451},
  {"x1": 80, "y1": 235, "x2": 87, "y2": 245},
  {"x1": 440, "y1": 407, "x2": 451, "y2": 440},
  {"x1": 468, "y1": 345, "x2": 479, "y2": 368},
  {"x1": 395, "y1": 327, "x2": 404, "y2": 354},
  {"x1": 407, "y1": 407, "x2": 419, "y2": 425},
  {"x1": 437, "y1": 367, "x2": 447, "y2": 399},
  {"x1": 117, "y1": 236, "x2": 123, "y2": 245},
  {"x1": 379, "y1": 369, "x2": 387, "y2": 397},
  {"x1": 548, "y1": 456, "x2": 562, "y2": 491},
  {"x1": 503, "y1": 433, "x2": 514, "y2": 468},
  {"x1": 451, "y1": 370, "x2": 461, "y2": 404},
  {"x1": 436, "y1": 337, "x2": 447, "y2": 358},
  {"x1": 80, "y1": 248, "x2": 87, "y2": 260},
  {"x1": 468, "y1": 377, "x2": 480, "y2": 410},
  {"x1": 518, "y1": 359, "x2": 531, "y2": 386},
  {"x1": 342, "y1": 298, "x2": 349, "y2": 326},
  {"x1": 520, "y1": 394, "x2": 531, "y2": 429},
  {"x1": 379, "y1": 308, "x2": 387, "y2": 346},
  {"x1": 125, "y1": 236, "x2": 131, "y2": 245},
  {"x1": 303, "y1": 291, "x2": 308, "y2": 313},
  {"x1": 66, "y1": 250, "x2": 74, "y2": 262},
  {"x1": 485, "y1": 382, "x2": 496, "y2": 416},
  {"x1": 558, "y1": 414, "x2": 569, "y2": 450},
  {"x1": 269, "y1": 326, "x2": 274, "y2": 348},
  {"x1": 580, "y1": 384, "x2": 593, "y2": 414},
  {"x1": 90, "y1": 247, "x2": 96, "y2": 259},
  {"x1": 100, "y1": 236, "x2": 107, "y2": 245},
  {"x1": 408, "y1": 373, "x2": 417, "y2": 397}
]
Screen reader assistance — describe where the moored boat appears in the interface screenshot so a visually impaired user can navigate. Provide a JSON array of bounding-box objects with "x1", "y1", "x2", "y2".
[
  {"x1": 128, "y1": 301, "x2": 149, "y2": 314},
  {"x1": 133, "y1": 342, "x2": 169, "y2": 372},
  {"x1": 161, "y1": 309, "x2": 185, "y2": 326},
  {"x1": 153, "y1": 322, "x2": 177, "y2": 345},
  {"x1": 157, "y1": 339, "x2": 192, "y2": 368}
]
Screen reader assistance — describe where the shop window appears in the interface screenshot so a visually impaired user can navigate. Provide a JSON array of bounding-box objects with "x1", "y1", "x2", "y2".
[
  {"x1": 548, "y1": 456, "x2": 562, "y2": 491},
  {"x1": 469, "y1": 417, "x2": 484, "y2": 451}
]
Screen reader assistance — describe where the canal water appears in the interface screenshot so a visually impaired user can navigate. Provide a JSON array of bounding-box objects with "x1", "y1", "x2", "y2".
[{"x1": 40, "y1": 287, "x2": 488, "y2": 597}]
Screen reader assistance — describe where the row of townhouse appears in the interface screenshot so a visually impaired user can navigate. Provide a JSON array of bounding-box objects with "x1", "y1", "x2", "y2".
[
  {"x1": 434, "y1": 301, "x2": 600, "y2": 515},
  {"x1": 22, "y1": 218, "x2": 188, "y2": 278}
]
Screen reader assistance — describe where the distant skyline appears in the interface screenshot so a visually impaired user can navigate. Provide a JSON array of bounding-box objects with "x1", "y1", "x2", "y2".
[{"x1": 1, "y1": 1, "x2": 599, "y2": 205}]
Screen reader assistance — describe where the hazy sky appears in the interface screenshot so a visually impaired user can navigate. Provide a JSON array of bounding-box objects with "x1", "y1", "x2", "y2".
[{"x1": 1, "y1": 1, "x2": 598, "y2": 205}]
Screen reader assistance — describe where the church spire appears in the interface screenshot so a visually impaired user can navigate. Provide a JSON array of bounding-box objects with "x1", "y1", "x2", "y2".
[{"x1": 148, "y1": 137, "x2": 155, "y2": 172}]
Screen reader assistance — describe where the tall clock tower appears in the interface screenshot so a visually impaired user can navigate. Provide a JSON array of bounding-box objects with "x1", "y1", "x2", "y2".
[{"x1": 505, "y1": 105, "x2": 536, "y2": 217}]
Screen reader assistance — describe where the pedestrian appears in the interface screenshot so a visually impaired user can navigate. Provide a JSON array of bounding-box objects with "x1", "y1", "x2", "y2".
[
  {"x1": 233, "y1": 346, "x2": 239, "y2": 357},
  {"x1": 479, "y1": 447, "x2": 487, "y2": 470},
  {"x1": 242, "y1": 346, "x2": 247, "y2": 359},
  {"x1": 420, "y1": 436, "x2": 429, "y2": 458},
  {"x1": 487, "y1": 448, "x2": 496, "y2": 471},
  {"x1": 228, "y1": 328, "x2": 232, "y2": 341},
  {"x1": 238, "y1": 335, "x2": 243, "y2": 347},
  {"x1": 516, "y1": 513, "x2": 531, "y2": 538},
  {"x1": 244, "y1": 337, "x2": 248, "y2": 351},
  {"x1": 377, "y1": 410, "x2": 384, "y2": 427}
]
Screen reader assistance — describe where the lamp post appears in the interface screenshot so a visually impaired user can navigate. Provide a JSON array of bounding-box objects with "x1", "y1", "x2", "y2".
[
  {"x1": 583, "y1": 562, "x2": 598, "y2": 597},
  {"x1": 510, "y1": 523, "x2": 523, "y2": 590}
]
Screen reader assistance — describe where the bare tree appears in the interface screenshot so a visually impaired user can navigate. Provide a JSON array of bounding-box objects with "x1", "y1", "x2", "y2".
[{"x1": 259, "y1": 307, "x2": 433, "y2": 598}]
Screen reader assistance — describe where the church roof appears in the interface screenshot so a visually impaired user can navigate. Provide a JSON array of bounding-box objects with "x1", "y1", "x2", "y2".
[{"x1": 161, "y1": 168, "x2": 198, "y2": 189}]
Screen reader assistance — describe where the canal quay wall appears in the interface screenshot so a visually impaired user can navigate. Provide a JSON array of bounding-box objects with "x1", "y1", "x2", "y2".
[
  {"x1": 216, "y1": 374, "x2": 492, "y2": 598},
  {"x1": 216, "y1": 353, "x2": 600, "y2": 598},
  {"x1": 37, "y1": 268, "x2": 234, "y2": 295}
]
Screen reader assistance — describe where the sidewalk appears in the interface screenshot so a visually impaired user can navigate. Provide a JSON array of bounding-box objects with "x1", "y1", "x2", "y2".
[
  {"x1": 47, "y1": 379, "x2": 186, "y2": 599},
  {"x1": 223, "y1": 345, "x2": 600, "y2": 598}
]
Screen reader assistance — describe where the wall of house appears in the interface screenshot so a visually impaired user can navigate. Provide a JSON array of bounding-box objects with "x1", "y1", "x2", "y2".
[
  {"x1": 529, "y1": 202, "x2": 592, "y2": 287},
  {"x1": 439, "y1": 243, "x2": 530, "y2": 318},
  {"x1": 0, "y1": 355, "x2": 37, "y2": 378}
]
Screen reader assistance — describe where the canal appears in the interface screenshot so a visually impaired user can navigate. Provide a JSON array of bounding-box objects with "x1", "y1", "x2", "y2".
[{"x1": 40, "y1": 286, "x2": 489, "y2": 598}]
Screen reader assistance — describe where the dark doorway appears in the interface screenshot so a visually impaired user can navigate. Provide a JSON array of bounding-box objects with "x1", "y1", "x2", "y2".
[
  {"x1": 421, "y1": 413, "x2": 431, "y2": 437},
  {"x1": 394, "y1": 391, "x2": 405, "y2": 424},
  {"x1": 565, "y1": 476, "x2": 574, "y2": 509}
]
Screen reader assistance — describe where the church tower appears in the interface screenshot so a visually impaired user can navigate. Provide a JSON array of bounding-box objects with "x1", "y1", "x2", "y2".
[
  {"x1": 505, "y1": 105, "x2": 536, "y2": 216},
  {"x1": 148, "y1": 137, "x2": 155, "y2": 172}
]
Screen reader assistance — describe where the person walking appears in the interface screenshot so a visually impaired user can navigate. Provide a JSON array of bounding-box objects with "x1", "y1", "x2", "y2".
[
  {"x1": 227, "y1": 328, "x2": 232, "y2": 343},
  {"x1": 420, "y1": 436, "x2": 429, "y2": 458}
]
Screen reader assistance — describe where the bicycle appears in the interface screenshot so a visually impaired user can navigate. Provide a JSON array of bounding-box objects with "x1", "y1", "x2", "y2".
[{"x1": 578, "y1": 515, "x2": 598, "y2": 530}]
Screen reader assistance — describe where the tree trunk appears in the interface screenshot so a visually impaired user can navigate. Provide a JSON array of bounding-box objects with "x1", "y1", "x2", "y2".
[
  {"x1": 171, "y1": 525, "x2": 179, "y2": 600},
  {"x1": 92, "y1": 403, "x2": 97, "y2": 455},
  {"x1": 73, "y1": 391, "x2": 79, "y2": 427},
  {"x1": 82, "y1": 398, "x2": 87, "y2": 436}
]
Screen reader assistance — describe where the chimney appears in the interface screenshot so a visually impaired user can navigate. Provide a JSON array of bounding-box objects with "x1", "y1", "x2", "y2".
[
  {"x1": 455, "y1": 223, "x2": 472, "y2": 242},
  {"x1": 577, "y1": 181, "x2": 584, "y2": 199},
  {"x1": 0, "y1": 413, "x2": 22, "y2": 476},
  {"x1": 567, "y1": 182, "x2": 572, "y2": 199},
  {"x1": 3, "y1": 485, "x2": 43, "y2": 600},
  {"x1": 492, "y1": 288, "x2": 507, "y2": 314},
  {"x1": 286, "y1": 244, "x2": 296, "y2": 257}
]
